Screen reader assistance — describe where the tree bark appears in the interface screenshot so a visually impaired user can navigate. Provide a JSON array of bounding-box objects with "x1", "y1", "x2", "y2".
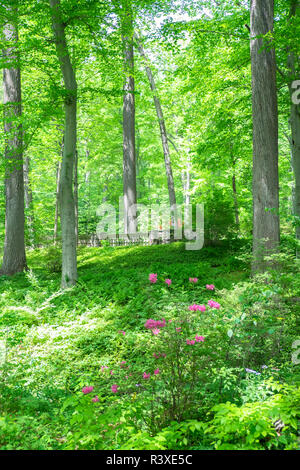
[
  {"x1": 49, "y1": 0, "x2": 77, "y2": 288},
  {"x1": 0, "y1": 4, "x2": 27, "y2": 275},
  {"x1": 74, "y1": 149, "x2": 78, "y2": 245},
  {"x1": 54, "y1": 160, "x2": 61, "y2": 245},
  {"x1": 250, "y1": 0, "x2": 280, "y2": 272},
  {"x1": 287, "y1": 0, "x2": 300, "y2": 255},
  {"x1": 121, "y1": 1, "x2": 137, "y2": 235},
  {"x1": 135, "y1": 34, "x2": 177, "y2": 210},
  {"x1": 23, "y1": 155, "x2": 35, "y2": 247}
]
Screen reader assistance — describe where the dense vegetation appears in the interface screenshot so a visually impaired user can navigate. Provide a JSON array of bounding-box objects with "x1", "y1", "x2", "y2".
[{"x1": 0, "y1": 0, "x2": 299, "y2": 452}]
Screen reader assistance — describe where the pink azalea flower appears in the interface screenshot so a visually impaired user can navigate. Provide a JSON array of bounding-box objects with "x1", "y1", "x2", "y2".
[
  {"x1": 208, "y1": 300, "x2": 220, "y2": 309},
  {"x1": 152, "y1": 328, "x2": 160, "y2": 335},
  {"x1": 111, "y1": 385, "x2": 118, "y2": 393},
  {"x1": 186, "y1": 339, "x2": 195, "y2": 345},
  {"x1": 206, "y1": 284, "x2": 215, "y2": 290},
  {"x1": 82, "y1": 386, "x2": 94, "y2": 394},
  {"x1": 92, "y1": 395, "x2": 100, "y2": 403},
  {"x1": 165, "y1": 279, "x2": 172, "y2": 286},
  {"x1": 154, "y1": 368, "x2": 160, "y2": 375},
  {"x1": 188, "y1": 304, "x2": 206, "y2": 312},
  {"x1": 143, "y1": 372, "x2": 150, "y2": 379},
  {"x1": 149, "y1": 273, "x2": 158, "y2": 283},
  {"x1": 195, "y1": 335, "x2": 205, "y2": 343},
  {"x1": 189, "y1": 277, "x2": 198, "y2": 283}
]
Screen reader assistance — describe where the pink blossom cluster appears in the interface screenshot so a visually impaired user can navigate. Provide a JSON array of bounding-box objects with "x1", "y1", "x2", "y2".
[
  {"x1": 186, "y1": 335, "x2": 205, "y2": 345},
  {"x1": 188, "y1": 304, "x2": 206, "y2": 312},
  {"x1": 206, "y1": 284, "x2": 215, "y2": 290},
  {"x1": 143, "y1": 369, "x2": 160, "y2": 379},
  {"x1": 144, "y1": 318, "x2": 166, "y2": 329},
  {"x1": 111, "y1": 385, "x2": 118, "y2": 393},
  {"x1": 208, "y1": 300, "x2": 220, "y2": 309},
  {"x1": 189, "y1": 277, "x2": 198, "y2": 283},
  {"x1": 165, "y1": 279, "x2": 172, "y2": 286},
  {"x1": 149, "y1": 273, "x2": 158, "y2": 283},
  {"x1": 92, "y1": 396, "x2": 99, "y2": 403},
  {"x1": 82, "y1": 386, "x2": 94, "y2": 394}
]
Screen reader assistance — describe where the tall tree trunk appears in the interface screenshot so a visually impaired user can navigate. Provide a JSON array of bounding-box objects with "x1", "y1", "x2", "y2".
[
  {"x1": 0, "y1": 3, "x2": 27, "y2": 275},
  {"x1": 288, "y1": 0, "x2": 300, "y2": 255},
  {"x1": 74, "y1": 150, "x2": 78, "y2": 245},
  {"x1": 54, "y1": 160, "x2": 61, "y2": 244},
  {"x1": 23, "y1": 154, "x2": 35, "y2": 247},
  {"x1": 50, "y1": 0, "x2": 77, "y2": 288},
  {"x1": 250, "y1": 0, "x2": 280, "y2": 272},
  {"x1": 121, "y1": 1, "x2": 137, "y2": 235},
  {"x1": 135, "y1": 34, "x2": 177, "y2": 210}
]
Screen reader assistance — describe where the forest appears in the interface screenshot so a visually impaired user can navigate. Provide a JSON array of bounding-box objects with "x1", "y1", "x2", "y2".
[{"x1": 0, "y1": 0, "x2": 299, "y2": 452}]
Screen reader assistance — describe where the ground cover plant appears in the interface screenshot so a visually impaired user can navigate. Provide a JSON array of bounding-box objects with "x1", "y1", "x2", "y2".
[{"x1": 0, "y1": 242, "x2": 299, "y2": 450}]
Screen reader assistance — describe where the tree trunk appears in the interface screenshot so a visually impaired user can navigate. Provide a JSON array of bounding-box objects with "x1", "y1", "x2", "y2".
[
  {"x1": 74, "y1": 150, "x2": 78, "y2": 245},
  {"x1": 121, "y1": 1, "x2": 137, "y2": 236},
  {"x1": 50, "y1": 0, "x2": 77, "y2": 288},
  {"x1": 250, "y1": 0, "x2": 280, "y2": 272},
  {"x1": 23, "y1": 154, "x2": 35, "y2": 247},
  {"x1": 54, "y1": 160, "x2": 61, "y2": 244},
  {"x1": 135, "y1": 34, "x2": 177, "y2": 210},
  {"x1": 0, "y1": 4, "x2": 27, "y2": 275},
  {"x1": 288, "y1": 0, "x2": 300, "y2": 255}
]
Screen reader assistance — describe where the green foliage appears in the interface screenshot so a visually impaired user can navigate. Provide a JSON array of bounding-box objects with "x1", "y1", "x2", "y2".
[{"x1": 1, "y1": 243, "x2": 298, "y2": 450}]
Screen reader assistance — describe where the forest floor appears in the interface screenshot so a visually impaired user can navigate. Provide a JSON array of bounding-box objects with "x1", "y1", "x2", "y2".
[{"x1": 0, "y1": 242, "x2": 299, "y2": 450}]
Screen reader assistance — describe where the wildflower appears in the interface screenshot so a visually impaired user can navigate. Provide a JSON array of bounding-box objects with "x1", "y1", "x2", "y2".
[
  {"x1": 153, "y1": 353, "x2": 160, "y2": 359},
  {"x1": 165, "y1": 279, "x2": 172, "y2": 286},
  {"x1": 119, "y1": 330, "x2": 126, "y2": 336},
  {"x1": 149, "y1": 273, "x2": 158, "y2": 284},
  {"x1": 145, "y1": 319, "x2": 157, "y2": 329},
  {"x1": 92, "y1": 396, "x2": 99, "y2": 403},
  {"x1": 261, "y1": 365, "x2": 268, "y2": 369},
  {"x1": 154, "y1": 368, "x2": 160, "y2": 375},
  {"x1": 195, "y1": 335, "x2": 205, "y2": 342},
  {"x1": 82, "y1": 386, "x2": 94, "y2": 394},
  {"x1": 111, "y1": 385, "x2": 118, "y2": 393},
  {"x1": 189, "y1": 277, "x2": 198, "y2": 283},
  {"x1": 208, "y1": 300, "x2": 220, "y2": 309},
  {"x1": 156, "y1": 319, "x2": 166, "y2": 328},
  {"x1": 110, "y1": 370, "x2": 114, "y2": 375},
  {"x1": 152, "y1": 328, "x2": 160, "y2": 335},
  {"x1": 176, "y1": 327, "x2": 181, "y2": 332},
  {"x1": 186, "y1": 339, "x2": 195, "y2": 345},
  {"x1": 143, "y1": 372, "x2": 150, "y2": 379},
  {"x1": 188, "y1": 304, "x2": 206, "y2": 312},
  {"x1": 101, "y1": 365, "x2": 108, "y2": 372},
  {"x1": 206, "y1": 284, "x2": 215, "y2": 290},
  {"x1": 245, "y1": 368, "x2": 261, "y2": 375}
]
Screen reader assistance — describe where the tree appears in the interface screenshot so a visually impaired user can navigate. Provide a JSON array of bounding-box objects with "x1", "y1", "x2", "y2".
[
  {"x1": 49, "y1": 0, "x2": 77, "y2": 287},
  {"x1": 135, "y1": 33, "x2": 177, "y2": 211},
  {"x1": 250, "y1": 0, "x2": 280, "y2": 271},
  {"x1": 121, "y1": 0, "x2": 137, "y2": 235},
  {"x1": 287, "y1": 0, "x2": 300, "y2": 254},
  {"x1": 0, "y1": 2, "x2": 27, "y2": 275}
]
